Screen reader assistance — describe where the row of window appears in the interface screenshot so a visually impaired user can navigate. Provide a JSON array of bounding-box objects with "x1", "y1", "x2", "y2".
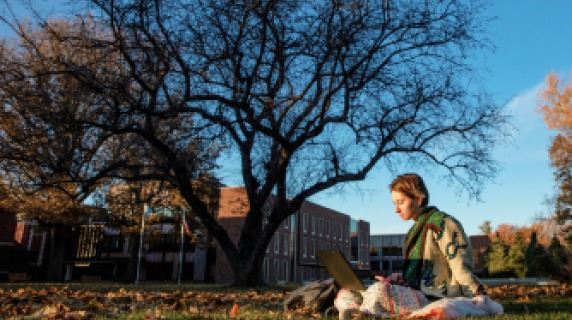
[
  {"x1": 267, "y1": 229, "x2": 352, "y2": 259},
  {"x1": 262, "y1": 258, "x2": 330, "y2": 283},
  {"x1": 301, "y1": 238, "x2": 343, "y2": 258},
  {"x1": 263, "y1": 258, "x2": 289, "y2": 283},
  {"x1": 301, "y1": 213, "x2": 347, "y2": 241},
  {"x1": 268, "y1": 233, "x2": 290, "y2": 256}
]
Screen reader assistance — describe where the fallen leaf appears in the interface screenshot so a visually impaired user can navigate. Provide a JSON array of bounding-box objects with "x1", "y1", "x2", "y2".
[
  {"x1": 144, "y1": 309, "x2": 156, "y2": 320},
  {"x1": 31, "y1": 304, "x2": 59, "y2": 318},
  {"x1": 189, "y1": 305, "x2": 200, "y2": 314},
  {"x1": 66, "y1": 310, "x2": 92, "y2": 320},
  {"x1": 229, "y1": 303, "x2": 240, "y2": 317},
  {"x1": 87, "y1": 298, "x2": 104, "y2": 311}
]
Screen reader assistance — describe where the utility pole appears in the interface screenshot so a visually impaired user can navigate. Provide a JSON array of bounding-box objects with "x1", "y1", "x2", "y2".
[
  {"x1": 135, "y1": 203, "x2": 147, "y2": 285},
  {"x1": 178, "y1": 211, "x2": 185, "y2": 285}
]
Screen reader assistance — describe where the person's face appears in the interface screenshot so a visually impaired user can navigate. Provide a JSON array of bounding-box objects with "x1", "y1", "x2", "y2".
[{"x1": 391, "y1": 190, "x2": 423, "y2": 221}]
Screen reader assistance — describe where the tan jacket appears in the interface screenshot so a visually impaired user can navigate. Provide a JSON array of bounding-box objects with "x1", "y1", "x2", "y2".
[{"x1": 418, "y1": 215, "x2": 481, "y2": 298}]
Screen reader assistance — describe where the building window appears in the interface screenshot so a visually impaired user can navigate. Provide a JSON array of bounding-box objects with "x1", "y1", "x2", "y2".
[
  {"x1": 303, "y1": 237, "x2": 307, "y2": 257},
  {"x1": 319, "y1": 219, "x2": 323, "y2": 237},
  {"x1": 311, "y1": 239, "x2": 316, "y2": 258},
  {"x1": 274, "y1": 235, "x2": 280, "y2": 254},
  {"x1": 264, "y1": 258, "x2": 269, "y2": 283},
  {"x1": 326, "y1": 220, "x2": 331, "y2": 238},
  {"x1": 274, "y1": 259, "x2": 279, "y2": 282},
  {"x1": 303, "y1": 213, "x2": 308, "y2": 233},
  {"x1": 283, "y1": 261, "x2": 289, "y2": 282},
  {"x1": 102, "y1": 234, "x2": 124, "y2": 253},
  {"x1": 382, "y1": 246, "x2": 403, "y2": 256},
  {"x1": 333, "y1": 222, "x2": 337, "y2": 240},
  {"x1": 283, "y1": 234, "x2": 289, "y2": 256},
  {"x1": 283, "y1": 216, "x2": 290, "y2": 229},
  {"x1": 370, "y1": 246, "x2": 379, "y2": 257},
  {"x1": 311, "y1": 216, "x2": 316, "y2": 235}
]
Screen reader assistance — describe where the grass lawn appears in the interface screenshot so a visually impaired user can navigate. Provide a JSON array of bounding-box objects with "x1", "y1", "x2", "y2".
[{"x1": 0, "y1": 282, "x2": 570, "y2": 319}]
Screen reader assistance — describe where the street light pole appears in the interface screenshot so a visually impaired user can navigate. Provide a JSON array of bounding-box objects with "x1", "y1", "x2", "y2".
[
  {"x1": 135, "y1": 203, "x2": 147, "y2": 285},
  {"x1": 178, "y1": 211, "x2": 185, "y2": 285}
]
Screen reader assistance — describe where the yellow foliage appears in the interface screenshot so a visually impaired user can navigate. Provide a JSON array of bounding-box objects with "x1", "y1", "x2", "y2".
[
  {"x1": 538, "y1": 72, "x2": 572, "y2": 225},
  {"x1": 539, "y1": 72, "x2": 572, "y2": 135}
]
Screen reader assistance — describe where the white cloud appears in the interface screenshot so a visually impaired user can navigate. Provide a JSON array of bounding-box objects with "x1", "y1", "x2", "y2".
[
  {"x1": 505, "y1": 82, "x2": 546, "y2": 131},
  {"x1": 494, "y1": 82, "x2": 553, "y2": 164}
]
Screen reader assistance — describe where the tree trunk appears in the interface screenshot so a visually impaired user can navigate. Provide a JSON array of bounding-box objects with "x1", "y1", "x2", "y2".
[
  {"x1": 230, "y1": 251, "x2": 266, "y2": 287},
  {"x1": 228, "y1": 219, "x2": 274, "y2": 287},
  {"x1": 46, "y1": 226, "x2": 65, "y2": 281},
  {"x1": 123, "y1": 234, "x2": 139, "y2": 282}
]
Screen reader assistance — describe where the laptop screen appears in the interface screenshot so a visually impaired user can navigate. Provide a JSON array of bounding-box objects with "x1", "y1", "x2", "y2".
[{"x1": 316, "y1": 250, "x2": 366, "y2": 291}]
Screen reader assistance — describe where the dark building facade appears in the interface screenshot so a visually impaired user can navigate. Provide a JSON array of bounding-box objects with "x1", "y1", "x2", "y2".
[
  {"x1": 3, "y1": 186, "x2": 372, "y2": 284},
  {"x1": 215, "y1": 187, "x2": 371, "y2": 284}
]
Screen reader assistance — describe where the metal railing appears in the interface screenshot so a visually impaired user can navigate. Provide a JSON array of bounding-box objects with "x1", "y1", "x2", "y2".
[{"x1": 480, "y1": 277, "x2": 560, "y2": 286}]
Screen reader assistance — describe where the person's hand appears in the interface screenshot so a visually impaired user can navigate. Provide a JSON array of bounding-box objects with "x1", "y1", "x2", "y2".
[
  {"x1": 388, "y1": 273, "x2": 402, "y2": 283},
  {"x1": 376, "y1": 273, "x2": 406, "y2": 285},
  {"x1": 474, "y1": 284, "x2": 487, "y2": 296},
  {"x1": 374, "y1": 275, "x2": 388, "y2": 283}
]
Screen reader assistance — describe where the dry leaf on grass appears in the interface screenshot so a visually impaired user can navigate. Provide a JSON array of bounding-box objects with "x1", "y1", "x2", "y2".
[{"x1": 229, "y1": 303, "x2": 240, "y2": 317}]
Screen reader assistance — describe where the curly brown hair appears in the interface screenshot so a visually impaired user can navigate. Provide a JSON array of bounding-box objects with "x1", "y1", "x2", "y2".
[{"x1": 389, "y1": 173, "x2": 429, "y2": 207}]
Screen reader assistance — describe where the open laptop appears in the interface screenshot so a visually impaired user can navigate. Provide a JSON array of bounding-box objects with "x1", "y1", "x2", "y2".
[{"x1": 316, "y1": 250, "x2": 366, "y2": 291}]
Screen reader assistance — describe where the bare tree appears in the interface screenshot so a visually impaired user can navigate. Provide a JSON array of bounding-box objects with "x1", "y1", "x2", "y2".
[
  {"x1": 0, "y1": 14, "x2": 221, "y2": 280},
  {"x1": 1, "y1": 0, "x2": 507, "y2": 286}
]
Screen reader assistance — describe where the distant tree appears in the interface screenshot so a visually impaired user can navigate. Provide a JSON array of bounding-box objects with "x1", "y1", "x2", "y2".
[
  {"x1": 507, "y1": 233, "x2": 527, "y2": 278},
  {"x1": 1, "y1": 0, "x2": 507, "y2": 286},
  {"x1": 565, "y1": 224, "x2": 572, "y2": 248},
  {"x1": 489, "y1": 224, "x2": 519, "y2": 245},
  {"x1": 546, "y1": 236, "x2": 572, "y2": 282},
  {"x1": 479, "y1": 220, "x2": 492, "y2": 235},
  {"x1": 525, "y1": 232, "x2": 549, "y2": 277},
  {"x1": 528, "y1": 219, "x2": 564, "y2": 247},
  {"x1": 486, "y1": 234, "x2": 511, "y2": 277},
  {"x1": 538, "y1": 72, "x2": 572, "y2": 245},
  {"x1": 489, "y1": 220, "x2": 566, "y2": 247},
  {"x1": 0, "y1": 17, "x2": 220, "y2": 281}
]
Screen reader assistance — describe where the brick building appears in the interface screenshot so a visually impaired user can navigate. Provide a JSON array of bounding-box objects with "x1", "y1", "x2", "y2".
[
  {"x1": 3, "y1": 186, "x2": 371, "y2": 284},
  {"x1": 215, "y1": 187, "x2": 371, "y2": 284},
  {"x1": 469, "y1": 235, "x2": 490, "y2": 276},
  {"x1": 0, "y1": 211, "x2": 48, "y2": 280}
]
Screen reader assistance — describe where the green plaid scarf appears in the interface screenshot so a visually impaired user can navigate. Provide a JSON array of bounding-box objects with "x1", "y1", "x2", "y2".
[{"x1": 403, "y1": 207, "x2": 446, "y2": 289}]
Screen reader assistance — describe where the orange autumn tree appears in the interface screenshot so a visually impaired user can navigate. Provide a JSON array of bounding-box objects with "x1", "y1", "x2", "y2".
[
  {"x1": 539, "y1": 72, "x2": 572, "y2": 247},
  {"x1": 489, "y1": 221, "x2": 563, "y2": 247}
]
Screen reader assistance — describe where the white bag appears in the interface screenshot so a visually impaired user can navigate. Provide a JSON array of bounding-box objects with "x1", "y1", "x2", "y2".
[{"x1": 409, "y1": 294, "x2": 503, "y2": 319}]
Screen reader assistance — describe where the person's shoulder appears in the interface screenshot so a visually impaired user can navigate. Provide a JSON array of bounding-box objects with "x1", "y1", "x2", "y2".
[
  {"x1": 425, "y1": 208, "x2": 447, "y2": 234},
  {"x1": 441, "y1": 214, "x2": 468, "y2": 234},
  {"x1": 442, "y1": 213, "x2": 462, "y2": 226},
  {"x1": 427, "y1": 207, "x2": 447, "y2": 222}
]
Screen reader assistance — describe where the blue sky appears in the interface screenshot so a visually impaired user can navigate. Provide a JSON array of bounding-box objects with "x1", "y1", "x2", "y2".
[
  {"x1": 311, "y1": 0, "x2": 572, "y2": 236},
  {"x1": 2, "y1": 1, "x2": 571, "y2": 236}
]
